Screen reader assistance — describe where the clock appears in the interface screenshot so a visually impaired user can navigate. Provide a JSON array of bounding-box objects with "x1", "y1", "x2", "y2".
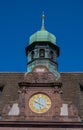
[{"x1": 29, "y1": 93, "x2": 51, "y2": 113}]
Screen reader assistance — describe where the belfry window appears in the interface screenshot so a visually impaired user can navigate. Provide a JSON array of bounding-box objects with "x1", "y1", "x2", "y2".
[
  {"x1": 50, "y1": 51, "x2": 54, "y2": 59},
  {"x1": 39, "y1": 49, "x2": 45, "y2": 58},
  {"x1": 31, "y1": 51, "x2": 34, "y2": 60}
]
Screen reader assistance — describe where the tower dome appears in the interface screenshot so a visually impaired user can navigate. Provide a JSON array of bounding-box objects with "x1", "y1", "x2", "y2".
[
  {"x1": 29, "y1": 13, "x2": 56, "y2": 45},
  {"x1": 25, "y1": 13, "x2": 60, "y2": 78}
]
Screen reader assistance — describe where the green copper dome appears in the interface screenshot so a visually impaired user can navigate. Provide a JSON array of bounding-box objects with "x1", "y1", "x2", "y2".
[
  {"x1": 29, "y1": 29, "x2": 56, "y2": 44},
  {"x1": 29, "y1": 13, "x2": 56, "y2": 45}
]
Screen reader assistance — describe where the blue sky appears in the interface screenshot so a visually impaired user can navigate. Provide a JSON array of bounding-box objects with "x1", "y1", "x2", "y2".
[{"x1": 0, "y1": 0, "x2": 83, "y2": 72}]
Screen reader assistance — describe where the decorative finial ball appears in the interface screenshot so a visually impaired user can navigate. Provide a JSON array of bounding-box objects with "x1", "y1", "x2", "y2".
[{"x1": 42, "y1": 12, "x2": 45, "y2": 19}]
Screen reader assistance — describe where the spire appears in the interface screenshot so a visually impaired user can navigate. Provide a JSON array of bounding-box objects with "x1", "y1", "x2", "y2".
[{"x1": 41, "y1": 12, "x2": 45, "y2": 30}]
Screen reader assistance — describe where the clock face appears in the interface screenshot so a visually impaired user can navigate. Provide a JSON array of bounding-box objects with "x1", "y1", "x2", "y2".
[{"x1": 29, "y1": 93, "x2": 51, "y2": 113}]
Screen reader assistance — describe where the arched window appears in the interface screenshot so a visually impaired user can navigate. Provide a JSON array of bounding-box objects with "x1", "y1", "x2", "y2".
[
  {"x1": 50, "y1": 51, "x2": 54, "y2": 59},
  {"x1": 31, "y1": 51, "x2": 34, "y2": 60},
  {"x1": 39, "y1": 49, "x2": 45, "y2": 58}
]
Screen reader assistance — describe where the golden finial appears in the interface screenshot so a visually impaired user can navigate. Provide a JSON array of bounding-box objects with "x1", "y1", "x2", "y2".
[
  {"x1": 42, "y1": 11, "x2": 45, "y2": 19},
  {"x1": 41, "y1": 11, "x2": 45, "y2": 30}
]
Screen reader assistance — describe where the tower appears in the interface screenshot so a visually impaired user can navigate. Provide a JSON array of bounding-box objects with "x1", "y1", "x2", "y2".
[
  {"x1": 0, "y1": 13, "x2": 82, "y2": 130},
  {"x1": 25, "y1": 13, "x2": 60, "y2": 79},
  {"x1": 17, "y1": 14, "x2": 78, "y2": 122}
]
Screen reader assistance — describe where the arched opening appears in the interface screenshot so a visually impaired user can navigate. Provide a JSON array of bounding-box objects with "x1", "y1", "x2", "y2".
[
  {"x1": 50, "y1": 51, "x2": 54, "y2": 59},
  {"x1": 39, "y1": 49, "x2": 45, "y2": 58},
  {"x1": 31, "y1": 51, "x2": 34, "y2": 60}
]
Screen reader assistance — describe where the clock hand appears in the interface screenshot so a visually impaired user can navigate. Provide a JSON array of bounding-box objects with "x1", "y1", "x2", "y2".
[
  {"x1": 35, "y1": 100, "x2": 44, "y2": 107},
  {"x1": 34, "y1": 100, "x2": 42, "y2": 109},
  {"x1": 38, "y1": 98, "x2": 41, "y2": 109}
]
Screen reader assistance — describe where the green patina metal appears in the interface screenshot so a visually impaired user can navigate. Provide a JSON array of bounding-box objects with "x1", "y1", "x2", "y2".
[
  {"x1": 25, "y1": 13, "x2": 60, "y2": 79},
  {"x1": 29, "y1": 29, "x2": 56, "y2": 45},
  {"x1": 29, "y1": 12, "x2": 56, "y2": 45}
]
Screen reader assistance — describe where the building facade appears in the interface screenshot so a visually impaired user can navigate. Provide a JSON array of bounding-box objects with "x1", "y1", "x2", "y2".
[{"x1": 0, "y1": 14, "x2": 83, "y2": 129}]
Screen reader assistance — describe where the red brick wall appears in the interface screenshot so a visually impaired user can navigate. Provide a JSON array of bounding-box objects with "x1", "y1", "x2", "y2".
[{"x1": 0, "y1": 72, "x2": 83, "y2": 120}]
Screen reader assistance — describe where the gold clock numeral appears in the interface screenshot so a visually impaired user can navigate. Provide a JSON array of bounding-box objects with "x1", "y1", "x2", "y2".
[{"x1": 47, "y1": 102, "x2": 51, "y2": 105}]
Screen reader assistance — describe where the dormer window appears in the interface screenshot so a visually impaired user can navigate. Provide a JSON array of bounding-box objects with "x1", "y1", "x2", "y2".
[
  {"x1": 0, "y1": 83, "x2": 4, "y2": 96},
  {"x1": 39, "y1": 49, "x2": 45, "y2": 58},
  {"x1": 79, "y1": 83, "x2": 83, "y2": 91}
]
